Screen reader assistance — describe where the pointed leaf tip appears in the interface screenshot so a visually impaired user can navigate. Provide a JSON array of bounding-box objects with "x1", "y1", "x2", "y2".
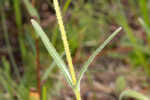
[
  {"x1": 31, "y1": 19, "x2": 35, "y2": 24},
  {"x1": 76, "y1": 27, "x2": 122, "y2": 88}
]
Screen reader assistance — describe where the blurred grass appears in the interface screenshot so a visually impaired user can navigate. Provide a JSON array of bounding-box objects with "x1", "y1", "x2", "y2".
[
  {"x1": 0, "y1": 0, "x2": 150, "y2": 99},
  {"x1": 114, "y1": 0, "x2": 150, "y2": 76},
  {"x1": 138, "y1": 0, "x2": 150, "y2": 26},
  {"x1": 1, "y1": 6, "x2": 20, "y2": 79},
  {"x1": 13, "y1": 0, "x2": 27, "y2": 63}
]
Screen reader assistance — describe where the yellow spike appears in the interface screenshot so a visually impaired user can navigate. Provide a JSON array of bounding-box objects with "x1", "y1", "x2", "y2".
[{"x1": 53, "y1": 0, "x2": 77, "y2": 85}]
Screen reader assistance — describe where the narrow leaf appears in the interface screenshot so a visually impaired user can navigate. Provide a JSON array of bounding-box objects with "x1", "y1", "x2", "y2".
[
  {"x1": 42, "y1": 85, "x2": 47, "y2": 100},
  {"x1": 42, "y1": 52, "x2": 65, "y2": 81},
  {"x1": 76, "y1": 27, "x2": 122, "y2": 87},
  {"x1": 138, "y1": 18, "x2": 150, "y2": 42},
  {"x1": 139, "y1": 18, "x2": 150, "y2": 36},
  {"x1": 23, "y1": 0, "x2": 39, "y2": 20},
  {"x1": 119, "y1": 90, "x2": 149, "y2": 100},
  {"x1": 31, "y1": 19, "x2": 73, "y2": 87}
]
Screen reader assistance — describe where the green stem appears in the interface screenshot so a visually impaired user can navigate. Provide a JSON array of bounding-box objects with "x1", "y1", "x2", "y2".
[{"x1": 74, "y1": 88, "x2": 81, "y2": 100}]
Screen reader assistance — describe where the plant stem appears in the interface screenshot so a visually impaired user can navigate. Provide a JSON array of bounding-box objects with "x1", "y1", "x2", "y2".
[
  {"x1": 36, "y1": 39, "x2": 41, "y2": 97},
  {"x1": 75, "y1": 88, "x2": 81, "y2": 100},
  {"x1": 53, "y1": 0, "x2": 82, "y2": 99},
  {"x1": 32, "y1": 0, "x2": 35, "y2": 7},
  {"x1": 53, "y1": 0, "x2": 77, "y2": 85},
  {"x1": 31, "y1": 0, "x2": 41, "y2": 98}
]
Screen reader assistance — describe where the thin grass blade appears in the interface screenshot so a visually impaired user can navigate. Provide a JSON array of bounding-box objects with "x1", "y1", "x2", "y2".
[
  {"x1": 23, "y1": 0, "x2": 39, "y2": 20},
  {"x1": 0, "y1": 73, "x2": 14, "y2": 100},
  {"x1": 122, "y1": 41, "x2": 150, "y2": 55},
  {"x1": 116, "y1": 0, "x2": 150, "y2": 76},
  {"x1": 14, "y1": 0, "x2": 27, "y2": 70},
  {"x1": 138, "y1": 18, "x2": 150, "y2": 44},
  {"x1": 138, "y1": 0, "x2": 150, "y2": 26},
  {"x1": 13, "y1": 0, "x2": 22, "y2": 30},
  {"x1": 31, "y1": 19, "x2": 73, "y2": 87},
  {"x1": 139, "y1": 18, "x2": 150, "y2": 36},
  {"x1": 0, "y1": 69, "x2": 27, "y2": 100},
  {"x1": 119, "y1": 90, "x2": 149, "y2": 100},
  {"x1": 76, "y1": 27, "x2": 122, "y2": 88},
  {"x1": 63, "y1": 0, "x2": 71, "y2": 14},
  {"x1": 42, "y1": 85, "x2": 47, "y2": 100},
  {"x1": 42, "y1": 52, "x2": 65, "y2": 81},
  {"x1": 1, "y1": 6, "x2": 20, "y2": 80}
]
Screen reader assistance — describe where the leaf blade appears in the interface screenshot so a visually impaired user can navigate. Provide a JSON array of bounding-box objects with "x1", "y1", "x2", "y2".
[
  {"x1": 119, "y1": 90, "x2": 149, "y2": 100},
  {"x1": 42, "y1": 52, "x2": 65, "y2": 81},
  {"x1": 76, "y1": 27, "x2": 122, "y2": 88},
  {"x1": 138, "y1": 18, "x2": 150, "y2": 42},
  {"x1": 31, "y1": 19, "x2": 73, "y2": 88},
  {"x1": 23, "y1": 0, "x2": 39, "y2": 20}
]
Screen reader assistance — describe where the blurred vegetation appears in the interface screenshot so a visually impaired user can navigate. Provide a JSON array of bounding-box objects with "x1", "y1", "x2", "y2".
[{"x1": 0, "y1": 0, "x2": 150, "y2": 100}]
